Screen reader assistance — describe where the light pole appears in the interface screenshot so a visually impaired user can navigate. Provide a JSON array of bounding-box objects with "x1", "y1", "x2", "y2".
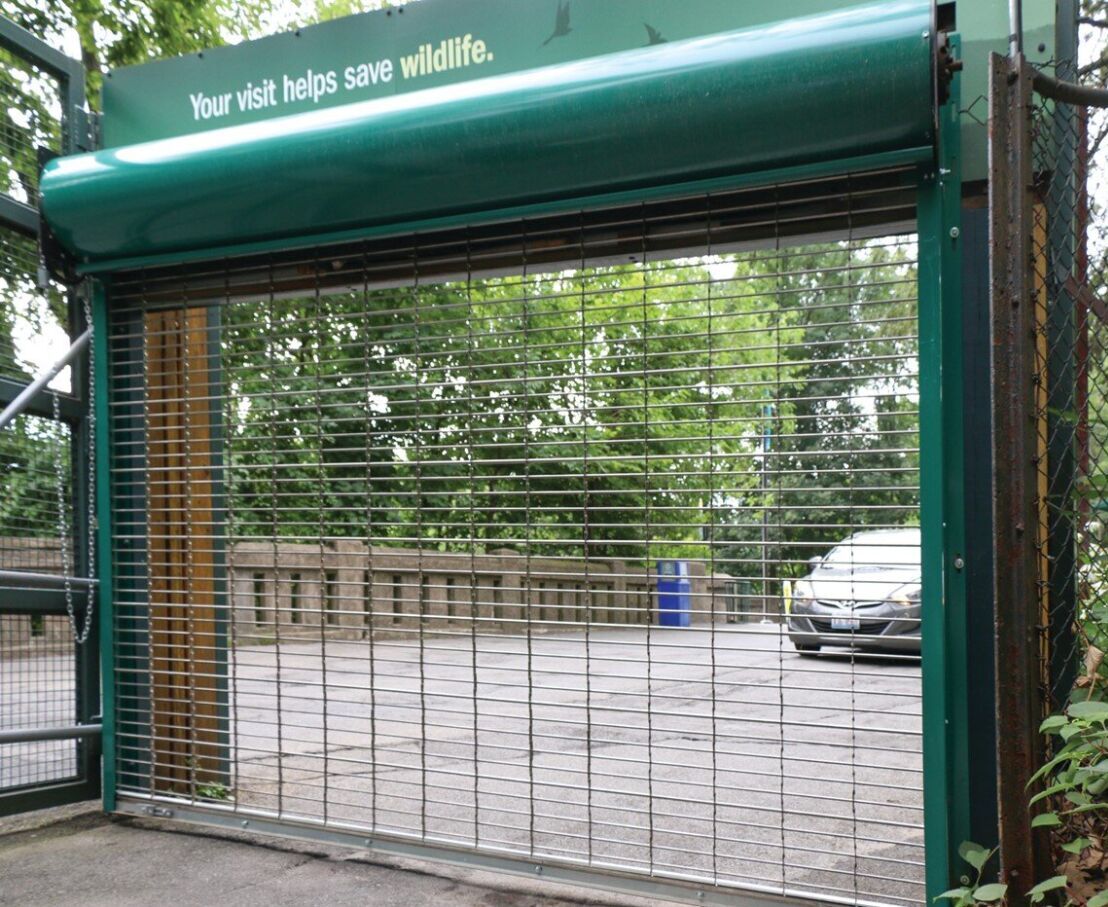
[{"x1": 760, "y1": 403, "x2": 776, "y2": 625}]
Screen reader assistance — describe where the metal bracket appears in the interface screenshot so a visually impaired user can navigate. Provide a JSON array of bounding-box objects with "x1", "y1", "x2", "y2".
[
  {"x1": 73, "y1": 107, "x2": 99, "y2": 154},
  {"x1": 936, "y1": 32, "x2": 964, "y2": 106},
  {"x1": 37, "y1": 147, "x2": 79, "y2": 285}
]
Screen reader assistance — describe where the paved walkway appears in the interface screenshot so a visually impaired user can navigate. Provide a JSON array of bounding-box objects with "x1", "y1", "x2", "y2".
[{"x1": 0, "y1": 804, "x2": 647, "y2": 907}]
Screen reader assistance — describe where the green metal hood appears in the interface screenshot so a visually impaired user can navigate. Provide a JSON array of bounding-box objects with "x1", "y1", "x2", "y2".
[{"x1": 41, "y1": 0, "x2": 935, "y2": 268}]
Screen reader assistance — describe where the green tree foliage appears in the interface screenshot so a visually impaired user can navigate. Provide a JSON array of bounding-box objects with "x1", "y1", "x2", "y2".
[
  {"x1": 0, "y1": 1, "x2": 273, "y2": 104},
  {"x1": 712, "y1": 241, "x2": 919, "y2": 581},
  {"x1": 221, "y1": 244, "x2": 919, "y2": 578}
]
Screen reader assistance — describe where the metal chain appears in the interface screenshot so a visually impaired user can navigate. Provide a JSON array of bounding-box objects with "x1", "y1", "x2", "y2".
[
  {"x1": 83, "y1": 291, "x2": 96, "y2": 642},
  {"x1": 54, "y1": 290, "x2": 95, "y2": 646}
]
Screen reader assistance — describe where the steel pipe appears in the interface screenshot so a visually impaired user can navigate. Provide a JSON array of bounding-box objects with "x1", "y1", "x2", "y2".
[
  {"x1": 1009, "y1": 0, "x2": 1024, "y2": 56},
  {"x1": 0, "y1": 724, "x2": 102, "y2": 745},
  {"x1": 1032, "y1": 69, "x2": 1108, "y2": 108},
  {"x1": 0, "y1": 568, "x2": 98, "y2": 589},
  {"x1": 0, "y1": 328, "x2": 88, "y2": 431}
]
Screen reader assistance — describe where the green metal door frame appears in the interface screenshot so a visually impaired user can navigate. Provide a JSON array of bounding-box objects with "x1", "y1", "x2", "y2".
[
  {"x1": 91, "y1": 279, "x2": 116, "y2": 813},
  {"x1": 918, "y1": 35, "x2": 973, "y2": 898}
]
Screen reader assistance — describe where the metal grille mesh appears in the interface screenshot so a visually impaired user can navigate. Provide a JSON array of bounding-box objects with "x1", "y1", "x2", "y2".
[
  {"x1": 0, "y1": 46, "x2": 83, "y2": 804},
  {"x1": 0, "y1": 615, "x2": 77, "y2": 789},
  {"x1": 0, "y1": 44, "x2": 61, "y2": 207},
  {"x1": 108, "y1": 194, "x2": 924, "y2": 905},
  {"x1": 0, "y1": 224, "x2": 70, "y2": 386},
  {"x1": 0, "y1": 412, "x2": 79, "y2": 794},
  {"x1": 0, "y1": 412, "x2": 73, "y2": 569},
  {"x1": 1030, "y1": 79, "x2": 1108, "y2": 711}
]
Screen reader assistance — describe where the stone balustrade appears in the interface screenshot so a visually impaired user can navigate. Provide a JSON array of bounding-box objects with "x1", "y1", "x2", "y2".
[
  {"x1": 0, "y1": 537, "x2": 742, "y2": 650},
  {"x1": 230, "y1": 541, "x2": 736, "y2": 642}
]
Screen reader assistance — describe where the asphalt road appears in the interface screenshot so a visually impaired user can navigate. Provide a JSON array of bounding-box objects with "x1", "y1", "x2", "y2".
[
  {"x1": 3, "y1": 625, "x2": 924, "y2": 906},
  {"x1": 227, "y1": 625, "x2": 924, "y2": 906}
]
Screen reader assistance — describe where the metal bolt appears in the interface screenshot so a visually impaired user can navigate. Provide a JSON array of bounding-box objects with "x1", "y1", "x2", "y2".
[
  {"x1": 950, "y1": 227, "x2": 960, "y2": 240},
  {"x1": 241, "y1": 820, "x2": 249, "y2": 828},
  {"x1": 697, "y1": 893, "x2": 706, "y2": 901},
  {"x1": 954, "y1": 556, "x2": 965, "y2": 571},
  {"x1": 922, "y1": 31, "x2": 930, "y2": 40},
  {"x1": 960, "y1": 875, "x2": 972, "y2": 886},
  {"x1": 534, "y1": 865, "x2": 543, "y2": 875}
]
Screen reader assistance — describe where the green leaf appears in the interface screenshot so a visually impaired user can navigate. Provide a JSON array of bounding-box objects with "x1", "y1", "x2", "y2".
[
  {"x1": 1061, "y1": 722, "x2": 1087, "y2": 742},
  {"x1": 1027, "y1": 875, "x2": 1069, "y2": 903},
  {"x1": 1060, "y1": 836, "x2": 1091, "y2": 854},
  {"x1": 957, "y1": 841, "x2": 991, "y2": 872},
  {"x1": 1040, "y1": 714, "x2": 1069, "y2": 734},
  {"x1": 1067, "y1": 700, "x2": 1108, "y2": 720},
  {"x1": 1029, "y1": 745, "x2": 1079, "y2": 785},
  {"x1": 935, "y1": 887, "x2": 971, "y2": 903},
  {"x1": 1088, "y1": 891, "x2": 1108, "y2": 907},
  {"x1": 1068, "y1": 801, "x2": 1108, "y2": 813},
  {"x1": 1029, "y1": 782, "x2": 1070, "y2": 806},
  {"x1": 1065, "y1": 790, "x2": 1091, "y2": 807},
  {"x1": 972, "y1": 883, "x2": 1007, "y2": 902},
  {"x1": 1031, "y1": 812, "x2": 1062, "y2": 828}
]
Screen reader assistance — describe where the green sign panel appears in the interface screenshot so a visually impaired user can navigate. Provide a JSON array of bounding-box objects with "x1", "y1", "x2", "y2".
[{"x1": 101, "y1": 0, "x2": 1057, "y2": 181}]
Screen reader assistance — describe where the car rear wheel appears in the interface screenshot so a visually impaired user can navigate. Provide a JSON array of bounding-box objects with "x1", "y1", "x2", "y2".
[{"x1": 794, "y1": 643, "x2": 821, "y2": 656}]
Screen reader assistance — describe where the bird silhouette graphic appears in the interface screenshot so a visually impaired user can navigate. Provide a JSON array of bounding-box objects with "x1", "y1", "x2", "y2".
[
  {"x1": 644, "y1": 23, "x2": 667, "y2": 45},
  {"x1": 543, "y1": 1, "x2": 571, "y2": 47}
]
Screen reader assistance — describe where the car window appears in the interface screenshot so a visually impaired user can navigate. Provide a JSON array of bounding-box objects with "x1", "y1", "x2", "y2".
[{"x1": 820, "y1": 536, "x2": 920, "y2": 570}]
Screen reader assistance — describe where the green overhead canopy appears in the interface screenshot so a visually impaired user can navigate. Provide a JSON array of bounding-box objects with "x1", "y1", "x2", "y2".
[{"x1": 41, "y1": 0, "x2": 936, "y2": 269}]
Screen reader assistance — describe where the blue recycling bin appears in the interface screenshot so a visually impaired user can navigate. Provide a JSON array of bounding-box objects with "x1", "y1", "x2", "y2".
[{"x1": 656, "y1": 560, "x2": 691, "y2": 628}]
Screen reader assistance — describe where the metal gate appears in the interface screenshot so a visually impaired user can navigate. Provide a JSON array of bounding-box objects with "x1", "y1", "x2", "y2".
[
  {"x1": 0, "y1": 18, "x2": 100, "y2": 816},
  {"x1": 15, "y1": 2, "x2": 976, "y2": 904},
  {"x1": 100, "y1": 175, "x2": 937, "y2": 906}
]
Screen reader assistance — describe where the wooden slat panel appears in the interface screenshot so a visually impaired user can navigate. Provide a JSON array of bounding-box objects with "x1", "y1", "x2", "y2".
[{"x1": 145, "y1": 307, "x2": 221, "y2": 793}]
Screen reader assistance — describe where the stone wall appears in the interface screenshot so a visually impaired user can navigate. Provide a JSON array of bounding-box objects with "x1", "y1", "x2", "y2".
[{"x1": 230, "y1": 541, "x2": 734, "y2": 642}]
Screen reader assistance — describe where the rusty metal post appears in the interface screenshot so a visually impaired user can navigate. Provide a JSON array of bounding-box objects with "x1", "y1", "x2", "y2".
[{"x1": 989, "y1": 52, "x2": 1053, "y2": 898}]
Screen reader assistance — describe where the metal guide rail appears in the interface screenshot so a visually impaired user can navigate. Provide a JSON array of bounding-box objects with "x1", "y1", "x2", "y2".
[{"x1": 105, "y1": 186, "x2": 925, "y2": 906}]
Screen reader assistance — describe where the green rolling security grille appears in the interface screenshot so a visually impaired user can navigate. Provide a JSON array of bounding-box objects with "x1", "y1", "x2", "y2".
[{"x1": 96, "y1": 165, "x2": 957, "y2": 907}]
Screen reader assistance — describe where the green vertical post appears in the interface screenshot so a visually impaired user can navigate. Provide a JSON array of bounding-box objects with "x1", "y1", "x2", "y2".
[
  {"x1": 919, "y1": 34, "x2": 972, "y2": 899},
  {"x1": 92, "y1": 278, "x2": 116, "y2": 812}
]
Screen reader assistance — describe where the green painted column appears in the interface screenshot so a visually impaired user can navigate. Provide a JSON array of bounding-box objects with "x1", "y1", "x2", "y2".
[
  {"x1": 918, "y1": 34, "x2": 972, "y2": 900},
  {"x1": 92, "y1": 279, "x2": 117, "y2": 812}
]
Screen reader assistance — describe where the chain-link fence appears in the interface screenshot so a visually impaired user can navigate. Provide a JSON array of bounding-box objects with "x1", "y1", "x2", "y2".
[
  {"x1": 1020, "y1": 48, "x2": 1108, "y2": 900},
  {"x1": 990, "y1": 40, "x2": 1108, "y2": 894},
  {"x1": 1030, "y1": 80, "x2": 1085, "y2": 713},
  {"x1": 1028, "y1": 62, "x2": 1107, "y2": 715}
]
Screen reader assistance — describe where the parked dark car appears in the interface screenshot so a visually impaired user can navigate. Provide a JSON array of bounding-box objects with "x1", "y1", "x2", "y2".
[{"x1": 787, "y1": 528, "x2": 921, "y2": 655}]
